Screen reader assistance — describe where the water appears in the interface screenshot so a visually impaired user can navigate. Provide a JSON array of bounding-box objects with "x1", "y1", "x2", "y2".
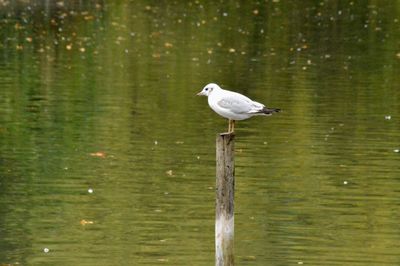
[{"x1": 1, "y1": 1, "x2": 400, "y2": 265}]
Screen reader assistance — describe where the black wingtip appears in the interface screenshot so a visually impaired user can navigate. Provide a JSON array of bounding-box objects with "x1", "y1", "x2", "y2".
[{"x1": 263, "y1": 107, "x2": 281, "y2": 114}]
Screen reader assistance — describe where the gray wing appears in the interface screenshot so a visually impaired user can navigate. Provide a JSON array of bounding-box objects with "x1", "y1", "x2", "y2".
[{"x1": 217, "y1": 91, "x2": 264, "y2": 114}]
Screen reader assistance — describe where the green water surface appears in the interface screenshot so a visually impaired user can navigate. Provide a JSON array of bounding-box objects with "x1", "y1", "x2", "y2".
[{"x1": 1, "y1": 1, "x2": 400, "y2": 265}]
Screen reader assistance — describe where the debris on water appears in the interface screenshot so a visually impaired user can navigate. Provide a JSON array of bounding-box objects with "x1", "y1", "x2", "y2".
[
  {"x1": 88, "y1": 188, "x2": 94, "y2": 193},
  {"x1": 343, "y1": 181, "x2": 348, "y2": 185},
  {"x1": 263, "y1": 142, "x2": 267, "y2": 145},
  {"x1": 196, "y1": 156, "x2": 200, "y2": 159},
  {"x1": 175, "y1": 141, "x2": 184, "y2": 144},
  {"x1": 228, "y1": 48, "x2": 236, "y2": 53},
  {"x1": 297, "y1": 262, "x2": 304, "y2": 265},
  {"x1": 80, "y1": 219, "x2": 94, "y2": 225},
  {"x1": 43, "y1": 248, "x2": 49, "y2": 253},
  {"x1": 394, "y1": 149, "x2": 400, "y2": 153},
  {"x1": 90, "y1": 152, "x2": 106, "y2": 158},
  {"x1": 385, "y1": 115, "x2": 391, "y2": 120},
  {"x1": 166, "y1": 170, "x2": 173, "y2": 176},
  {"x1": 154, "y1": 140, "x2": 158, "y2": 145}
]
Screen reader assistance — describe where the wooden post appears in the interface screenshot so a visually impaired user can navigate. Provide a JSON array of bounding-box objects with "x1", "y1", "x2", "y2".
[{"x1": 216, "y1": 132, "x2": 235, "y2": 266}]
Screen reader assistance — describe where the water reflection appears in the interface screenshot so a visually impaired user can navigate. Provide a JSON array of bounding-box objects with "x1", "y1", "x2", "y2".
[{"x1": 1, "y1": 1, "x2": 400, "y2": 265}]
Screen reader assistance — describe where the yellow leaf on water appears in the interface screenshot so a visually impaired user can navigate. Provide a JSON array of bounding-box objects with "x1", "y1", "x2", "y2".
[
  {"x1": 80, "y1": 220, "x2": 94, "y2": 225},
  {"x1": 90, "y1": 152, "x2": 106, "y2": 158}
]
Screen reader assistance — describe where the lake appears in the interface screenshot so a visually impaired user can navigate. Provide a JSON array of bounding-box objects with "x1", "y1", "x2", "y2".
[{"x1": 1, "y1": 1, "x2": 400, "y2": 265}]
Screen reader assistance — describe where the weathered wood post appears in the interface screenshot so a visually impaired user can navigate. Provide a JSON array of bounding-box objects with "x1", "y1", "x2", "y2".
[{"x1": 216, "y1": 132, "x2": 235, "y2": 266}]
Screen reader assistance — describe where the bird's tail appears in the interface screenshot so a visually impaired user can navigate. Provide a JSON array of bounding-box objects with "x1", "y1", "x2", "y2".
[{"x1": 262, "y1": 107, "x2": 281, "y2": 115}]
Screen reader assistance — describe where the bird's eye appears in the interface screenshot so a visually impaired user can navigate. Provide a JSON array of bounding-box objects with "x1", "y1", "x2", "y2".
[{"x1": 205, "y1": 88, "x2": 209, "y2": 91}]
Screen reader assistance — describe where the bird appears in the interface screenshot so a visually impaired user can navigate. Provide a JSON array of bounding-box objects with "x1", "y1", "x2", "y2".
[{"x1": 197, "y1": 83, "x2": 280, "y2": 133}]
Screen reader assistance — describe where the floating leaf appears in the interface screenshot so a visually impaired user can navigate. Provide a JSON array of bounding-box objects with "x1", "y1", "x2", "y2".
[
  {"x1": 90, "y1": 152, "x2": 106, "y2": 158},
  {"x1": 80, "y1": 219, "x2": 94, "y2": 225}
]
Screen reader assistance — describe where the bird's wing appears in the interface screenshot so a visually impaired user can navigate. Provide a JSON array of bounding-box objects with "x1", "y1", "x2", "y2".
[
  {"x1": 217, "y1": 91, "x2": 261, "y2": 114},
  {"x1": 252, "y1": 101, "x2": 265, "y2": 108}
]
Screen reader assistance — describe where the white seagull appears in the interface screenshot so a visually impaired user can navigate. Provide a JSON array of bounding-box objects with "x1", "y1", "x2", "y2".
[{"x1": 197, "y1": 83, "x2": 280, "y2": 133}]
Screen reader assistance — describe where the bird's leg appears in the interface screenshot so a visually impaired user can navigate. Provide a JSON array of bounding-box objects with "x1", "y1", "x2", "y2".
[{"x1": 227, "y1": 120, "x2": 235, "y2": 133}]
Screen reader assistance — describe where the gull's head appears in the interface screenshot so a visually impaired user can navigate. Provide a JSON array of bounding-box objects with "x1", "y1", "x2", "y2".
[{"x1": 196, "y1": 83, "x2": 221, "y2": 97}]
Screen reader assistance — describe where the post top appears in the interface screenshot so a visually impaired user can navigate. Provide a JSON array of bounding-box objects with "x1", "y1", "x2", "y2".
[{"x1": 218, "y1": 132, "x2": 235, "y2": 137}]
